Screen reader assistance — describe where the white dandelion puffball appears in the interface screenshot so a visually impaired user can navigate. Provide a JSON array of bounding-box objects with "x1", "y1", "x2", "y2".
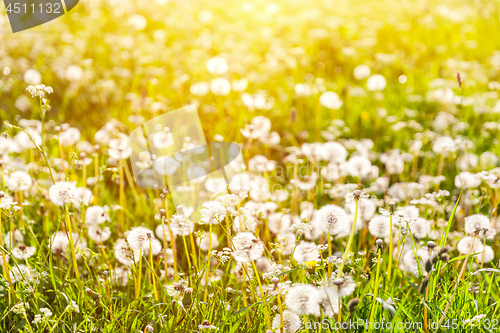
[
  {"x1": 206, "y1": 56, "x2": 228, "y2": 75},
  {"x1": 353, "y1": 64, "x2": 371, "y2": 80},
  {"x1": 320, "y1": 91, "x2": 343, "y2": 110},
  {"x1": 285, "y1": 284, "x2": 321, "y2": 316},
  {"x1": 457, "y1": 236, "x2": 478, "y2": 254},
  {"x1": 367, "y1": 74, "x2": 386, "y2": 92},
  {"x1": 464, "y1": 214, "x2": 490, "y2": 234},
  {"x1": 232, "y1": 232, "x2": 264, "y2": 263},
  {"x1": 49, "y1": 181, "x2": 80, "y2": 206},
  {"x1": 347, "y1": 156, "x2": 372, "y2": 179},
  {"x1": 114, "y1": 238, "x2": 140, "y2": 266},
  {"x1": 196, "y1": 232, "x2": 219, "y2": 251},
  {"x1": 128, "y1": 14, "x2": 147, "y2": 31},
  {"x1": 127, "y1": 226, "x2": 155, "y2": 251},
  {"x1": 85, "y1": 206, "x2": 110, "y2": 225},
  {"x1": 455, "y1": 172, "x2": 481, "y2": 189},
  {"x1": 368, "y1": 215, "x2": 391, "y2": 238},
  {"x1": 7, "y1": 171, "x2": 32, "y2": 192},
  {"x1": 293, "y1": 241, "x2": 320, "y2": 264},
  {"x1": 475, "y1": 244, "x2": 494, "y2": 263},
  {"x1": 272, "y1": 310, "x2": 301, "y2": 333},
  {"x1": 88, "y1": 226, "x2": 112, "y2": 243},
  {"x1": 316, "y1": 204, "x2": 348, "y2": 235},
  {"x1": 190, "y1": 82, "x2": 210, "y2": 96},
  {"x1": 65, "y1": 65, "x2": 83, "y2": 82},
  {"x1": 210, "y1": 78, "x2": 231, "y2": 96},
  {"x1": 24, "y1": 69, "x2": 41, "y2": 85}
]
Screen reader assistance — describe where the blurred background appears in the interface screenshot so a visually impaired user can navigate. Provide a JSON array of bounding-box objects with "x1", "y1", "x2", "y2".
[{"x1": 0, "y1": 0, "x2": 499, "y2": 149}]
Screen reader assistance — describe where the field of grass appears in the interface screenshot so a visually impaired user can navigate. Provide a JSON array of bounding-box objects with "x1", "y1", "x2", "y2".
[{"x1": 1, "y1": 0, "x2": 500, "y2": 332}]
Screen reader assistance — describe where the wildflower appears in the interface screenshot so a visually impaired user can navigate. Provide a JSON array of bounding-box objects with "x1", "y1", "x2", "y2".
[
  {"x1": 206, "y1": 56, "x2": 228, "y2": 75},
  {"x1": 319, "y1": 91, "x2": 343, "y2": 110},
  {"x1": 0, "y1": 194, "x2": 17, "y2": 210},
  {"x1": 271, "y1": 310, "x2": 302, "y2": 333},
  {"x1": 127, "y1": 226, "x2": 155, "y2": 251},
  {"x1": 7, "y1": 171, "x2": 32, "y2": 192},
  {"x1": 88, "y1": 226, "x2": 112, "y2": 243},
  {"x1": 464, "y1": 214, "x2": 491, "y2": 235},
  {"x1": 49, "y1": 181, "x2": 81, "y2": 206},
  {"x1": 59, "y1": 127, "x2": 81, "y2": 147},
  {"x1": 114, "y1": 238, "x2": 140, "y2": 266},
  {"x1": 169, "y1": 214, "x2": 195, "y2": 236},
  {"x1": 329, "y1": 275, "x2": 356, "y2": 297},
  {"x1": 155, "y1": 224, "x2": 173, "y2": 241},
  {"x1": 293, "y1": 241, "x2": 320, "y2": 264},
  {"x1": 200, "y1": 201, "x2": 226, "y2": 224},
  {"x1": 316, "y1": 204, "x2": 348, "y2": 235},
  {"x1": 368, "y1": 215, "x2": 391, "y2": 238},
  {"x1": 347, "y1": 156, "x2": 372, "y2": 179},
  {"x1": 49, "y1": 231, "x2": 87, "y2": 259},
  {"x1": 4, "y1": 229, "x2": 24, "y2": 249},
  {"x1": 199, "y1": 320, "x2": 218, "y2": 330},
  {"x1": 210, "y1": 78, "x2": 231, "y2": 95},
  {"x1": 367, "y1": 74, "x2": 386, "y2": 91},
  {"x1": 10, "y1": 264, "x2": 33, "y2": 283},
  {"x1": 196, "y1": 232, "x2": 219, "y2": 251},
  {"x1": 108, "y1": 134, "x2": 132, "y2": 160},
  {"x1": 85, "y1": 206, "x2": 110, "y2": 225},
  {"x1": 26, "y1": 84, "x2": 52, "y2": 97},
  {"x1": 455, "y1": 172, "x2": 481, "y2": 189},
  {"x1": 11, "y1": 244, "x2": 36, "y2": 260},
  {"x1": 285, "y1": 284, "x2": 320, "y2": 316},
  {"x1": 190, "y1": 82, "x2": 210, "y2": 96},
  {"x1": 66, "y1": 300, "x2": 80, "y2": 313},
  {"x1": 12, "y1": 302, "x2": 29, "y2": 315},
  {"x1": 231, "y1": 232, "x2": 264, "y2": 263},
  {"x1": 353, "y1": 65, "x2": 371, "y2": 80}
]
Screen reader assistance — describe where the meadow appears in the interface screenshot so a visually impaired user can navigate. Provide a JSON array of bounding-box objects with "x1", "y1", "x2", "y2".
[{"x1": 1, "y1": 0, "x2": 500, "y2": 331}]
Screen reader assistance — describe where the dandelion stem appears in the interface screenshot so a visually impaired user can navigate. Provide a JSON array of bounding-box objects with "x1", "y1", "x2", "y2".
[
  {"x1": 135, "y1": 250, "x2": 143, "y2": 299},
  {"x1": 64, "y1": 207, "x2": 81, "y2": 284},
  {"x1": 439, "y1": 235, "x2": 477, "y2": 324},
  {"x1": 0, "y1": 211, "x2": 16, "y2": 304},
  {"x1": 385, "y1": 212, "x2": 394, "y2": 292},
  {"x1": 368, "y1": 247, "x2": 382, "y2": 329},
  {"x1": 337, "y1": 199, "x2": 359, "y2": 279},
  {"x1": 251, "y1": 260, "x2": 271, "y2": 330}
]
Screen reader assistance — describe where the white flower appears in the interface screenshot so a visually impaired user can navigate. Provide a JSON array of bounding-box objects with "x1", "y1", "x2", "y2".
[
  {"x1": 366, "y1": 74, "x2": 386, "y2": 91},
  {"x1": 66, "y1": 300, "x2": 80, "y2": 313},
  {"x1": 368, "y1": 215, "x2": 391, "y2": 238},
  {"x1": 85, "y1": 206, "x2": 110, "y2": 225},
  {"x1": 210, "y1": 78, "x2": 231, "y2": 96},
  {"x1": 59, "y1": 127, "x2": 81, "y2": 147},
  {"x1": 114, "y1": 238, "x2": 140, "y2": 266},
  {"x1": 11, "y1": 245, "x2": 36, "y2": 260},
  {"x1": 293, "y1": 241, "x2": 320, "y2": 264},
  {"x1": 88, "y1": 226, "x2": 112, "y2": 243},
  {"x1": 232, "y1": 232, "x2": 264, "y2": 263},
  {"x1": 353, "y1": 64, "x2": 371, "y2": 80},
  {"x1": 464, "y1": 214, "x2": 491, "y2": 234},
  {"x1": 206, "y1": 56, "x2": 228, "y2": 75},
  {"x1": 316, "y1": 204, "x2": 348, "y2": 235},
  {"x1": 49, "y1": 181, "x2": 81, "y2": 206},
  {"x1": 319, "y1": 91, "x2": 343, "y2": 109},
  {"x1": 127, "y1": 226, "x2": 155, "y2": 251},
  {"x1": 7, "y1": 171, "x2": 32, "y2": 192},
  {"x1": 190, "y1": 82, "x2": 210, "y2": 96},
  {"x1": 285, "y1": 284, "x2": 320, "y2": 316},
  {"x1": 271, "y1": 310, "x2": 301, "y2": 333},
  {"x1": 455, "y1": 172, "x2": 481, "y2": 189},
  {"x1": 200, "y1": 201, "x2": 226, "y2": 224},
  {"x1": 196, "y1": 232, "x2": 219, "y2": 251}
]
